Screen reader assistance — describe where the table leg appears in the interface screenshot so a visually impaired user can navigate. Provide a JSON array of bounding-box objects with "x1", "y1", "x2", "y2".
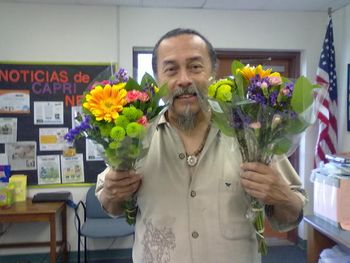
[
  {"x1": 307, "y1": 224, "x2": 336, "y2": 263},
  {"x1": 50, "y1": 214, "x2": 57, "y2": 263},
  {"x1": 61, "y1": 204, "x2": 68, "y2": 263}
]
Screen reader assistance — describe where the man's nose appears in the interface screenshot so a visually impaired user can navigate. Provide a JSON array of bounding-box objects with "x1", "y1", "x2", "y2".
[{"x1": 177, "y1": 69, "x2": 193, "y2": 87}]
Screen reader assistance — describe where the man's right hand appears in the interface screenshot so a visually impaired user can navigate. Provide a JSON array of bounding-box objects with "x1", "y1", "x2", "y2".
[{"x1": 100, "y1": 169, "x2": 142, "y2": 215}]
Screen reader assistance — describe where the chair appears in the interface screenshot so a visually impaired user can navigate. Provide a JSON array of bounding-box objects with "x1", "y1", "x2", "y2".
[{"x1": 75, "y1": 185, "x2": 135, "y2": 263}]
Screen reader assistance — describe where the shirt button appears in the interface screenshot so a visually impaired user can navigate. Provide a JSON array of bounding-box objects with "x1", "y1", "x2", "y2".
[
  {"x1": 179, "y1": 153, "x2": 185, "y2": 159},
  {"x1": 192, "y1": 231, "x2": 199, "y2": 239},
  {"x1": 190, "y1": 190, "x2": 196, "y2": 197}
]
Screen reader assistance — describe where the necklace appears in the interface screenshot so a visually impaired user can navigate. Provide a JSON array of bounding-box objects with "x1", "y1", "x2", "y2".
[{"x1": 186, "y1": 125, "x2": 211, "y2": 167}]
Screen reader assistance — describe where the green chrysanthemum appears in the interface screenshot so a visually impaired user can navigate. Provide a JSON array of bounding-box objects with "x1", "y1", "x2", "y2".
[
  {"x1": 127, "y1": 143, "x2": 141, "y2": 159},
  {"x1": 98, "y1": 122, "x2": 114, "y2": 137},
  {"x1": 110, "y1": 126, "x2": 126, "y2": 141},
  {"x1": 114, "y1": 115, "x2": 130, "y2": 128},
  {"x1": 122, "y1": 106, "x2": 143, "y2": 122},
  {"x1": 208, "y1": 78, "x2": 234, "y2": 101},
  {"x1": 216, "y1": 84, "x2": 232, "y2": 102},
  {"x1": 108, "y1": 141, "x2": 120, "y2": 149},
  {"x1": 126, "y1": 122, "x2": 145, "y2": 138}
]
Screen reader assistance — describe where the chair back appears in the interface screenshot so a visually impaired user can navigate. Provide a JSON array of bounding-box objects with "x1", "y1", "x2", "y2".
[{"x1": 85, "y1": 185, "x2": 109, "y2": 218}]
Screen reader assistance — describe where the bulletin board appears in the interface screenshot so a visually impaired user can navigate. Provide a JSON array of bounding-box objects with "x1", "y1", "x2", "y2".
[{"x1": 0, "y1": 62, "x2": 111, "y2": 186}]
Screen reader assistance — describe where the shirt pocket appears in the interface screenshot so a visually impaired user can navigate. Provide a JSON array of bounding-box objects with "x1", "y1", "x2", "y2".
[{"x1": 218, "y1": 174, "x2": 254, "y2": 240}]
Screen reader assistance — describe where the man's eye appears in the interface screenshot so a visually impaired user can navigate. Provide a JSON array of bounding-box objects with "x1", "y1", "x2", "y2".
[
  {"x1": 190, "y1": 64, "x2": 203, "y2": 72},
  {"x1": 164, "y1": 67, "x2": 176, "y2": 74}
]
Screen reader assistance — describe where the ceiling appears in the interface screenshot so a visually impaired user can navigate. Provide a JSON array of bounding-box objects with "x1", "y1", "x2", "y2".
[{"x1": 2, "y1": 0, "x2": 350, "y2": 13}]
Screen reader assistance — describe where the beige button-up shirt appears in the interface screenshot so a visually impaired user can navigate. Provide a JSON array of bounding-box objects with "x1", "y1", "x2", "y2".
[{"x1": 96, "y1": 114, "x2": 307, "y2": 263}]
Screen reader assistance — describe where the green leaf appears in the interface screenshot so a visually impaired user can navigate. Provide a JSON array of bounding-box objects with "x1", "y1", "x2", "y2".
[
  {"x1": 231, "y1": 60, "x2": 244, "y2": 78},
  {"x1": 272, "y1": 137, "x2": 293, "y2": 155},
  {"x1": 285, "y1": 117, "x2": 309, "y2": 134},
  {"x1": 141, "y1": 72, "x2": 157, "y2": 87},
  {"x1": 125, "y1": 77, "x2": 140, "y2": 91},
  {"x1": 156, "y1": 83, "x2": 168, "y2": 99},
  {"x1": 211, "y1": 113, "x2": 236, "y2": 137},
  {"x1": 234, "y1": 74, "x2": 245, "y2": 98},
  {"x1": 291, "y1": 76, "x2": 319, "y2": 114}
]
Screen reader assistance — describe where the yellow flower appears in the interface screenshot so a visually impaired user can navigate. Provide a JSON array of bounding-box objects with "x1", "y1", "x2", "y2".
[
  {"x1": 83, "y1": 83, "x2": 127, "y2": 122},
  {"x1": 237, "y1": 64, "x2": 273, "y2": 80},
  {"x1": 237, "y1": 65, "x2": 256, "y2": 80},
  {"x1": 152, "y1": 83, "x2": 159, "y2": 93},
  {"x1": 255, "y1": 65, "x2": 272, "y2": 78}
]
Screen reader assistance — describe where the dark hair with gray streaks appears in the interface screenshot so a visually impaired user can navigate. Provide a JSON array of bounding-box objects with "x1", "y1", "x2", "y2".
[{"x1": 152, "y1": 28, "x2": 217, "y2": 77}]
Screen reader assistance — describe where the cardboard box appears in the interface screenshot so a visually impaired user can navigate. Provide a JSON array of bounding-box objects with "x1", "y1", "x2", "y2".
[
  {"x1": 312, "y1": 171, "x2": 350, "y2": 230},
  {"x1": 9, "y1": 174, "x2": 27, "y2": 202}
]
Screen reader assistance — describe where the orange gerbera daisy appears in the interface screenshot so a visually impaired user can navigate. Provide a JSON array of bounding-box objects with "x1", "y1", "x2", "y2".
[{"x1": 83, "y1": 83, "x2": 127, "y2": 122}]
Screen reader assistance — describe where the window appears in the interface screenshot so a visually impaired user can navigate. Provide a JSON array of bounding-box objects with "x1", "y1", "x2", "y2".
[{"x1": 133, "y1": 48, "x2": 154, "y2": 83}]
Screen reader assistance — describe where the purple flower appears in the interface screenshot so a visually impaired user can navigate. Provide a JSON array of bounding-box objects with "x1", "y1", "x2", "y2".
[
  {"x1": 111, "y1": 68, "x2": 129, "y2": 84},
  {"x1": 64, "y1": 115, "x2": 92, "y2": 142},
  {"x1": 284, "y1": 82, "x2": 294, "y2": 97},
  {"x1": 269, "y1": 91, "x2": 278, "y2": 106}
]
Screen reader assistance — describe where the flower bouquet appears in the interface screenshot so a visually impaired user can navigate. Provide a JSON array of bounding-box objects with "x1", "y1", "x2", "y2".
[
  {"x1": 207, "y1": 60, "x2": 322, "y2": 255},
  {"x1": 64, "y1": 67, "x2": 167, "y2": 224}
]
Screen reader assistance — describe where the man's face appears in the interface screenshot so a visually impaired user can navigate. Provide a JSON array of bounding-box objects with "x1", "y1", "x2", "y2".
[{"x1": 156, "y1": 34, "x2": 213, "y2": 120}]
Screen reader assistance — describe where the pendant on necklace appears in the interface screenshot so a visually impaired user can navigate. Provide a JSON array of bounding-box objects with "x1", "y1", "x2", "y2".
[{"x1": 187, "y1": 155, "x2": 198, "y2": 167}]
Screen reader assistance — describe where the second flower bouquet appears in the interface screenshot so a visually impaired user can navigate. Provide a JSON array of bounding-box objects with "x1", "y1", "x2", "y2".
[
  {"x1": 65, "y1": 68, "x2": 167, "y2": 224},
  {"x1": 207, "y1": 60, "x2": 323, "y2": 255}
]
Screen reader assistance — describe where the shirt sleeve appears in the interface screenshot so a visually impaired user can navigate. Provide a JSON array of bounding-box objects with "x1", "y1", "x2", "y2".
[
  {"x1": 266, "y1": 156, "x2": 308, "y2": 232},
  {"x1": 94, "y1": 166, "x2": 120, "y2": 218},
  {"x1": 95, "y1": 166, "x2": 109, "y2": 201}
]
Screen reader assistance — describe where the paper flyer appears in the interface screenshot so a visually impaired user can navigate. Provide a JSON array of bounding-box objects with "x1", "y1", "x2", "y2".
[
  {"x1": 39, "y1": 127, "x2": 68, "y2": 151},
  {"x1": 86, "y1": 139, "x2": 104, "y2": 161},
  {"x1": 5, "y1": 141, "x2": 37, "y2": 171},
  {"x1": 37, "y1": 155, "x2": 61, "y2": 185},
  {"x1": 71, "y1": 105, "x2": 83, "y2": 129},
  {"x1": 0, "y1": 118, "x2": 17, "y2": 143},
  {"x1": 60, "y1": 153, "x2": 85, "y2": 183},
  {"x1": 34, "y1": 101, "x2": 64, "y2": 125},
  {"x1": 0, "y1": 90, "x2": 30, "y2": 114}
]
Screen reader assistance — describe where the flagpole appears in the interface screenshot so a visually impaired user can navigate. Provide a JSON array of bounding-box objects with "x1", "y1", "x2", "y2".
[{"x1": 328, "y1": 7, "x2": 332, "y2": 17}]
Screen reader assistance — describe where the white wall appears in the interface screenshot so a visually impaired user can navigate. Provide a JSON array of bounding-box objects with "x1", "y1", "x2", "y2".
[{"x1": 1, "y1": 1, "x2": 349, "y2": 256}]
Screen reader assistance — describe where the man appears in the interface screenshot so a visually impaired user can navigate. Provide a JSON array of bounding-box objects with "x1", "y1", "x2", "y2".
[{"x1": 96, "y1": 28, "x2": 307, "y2": 263}]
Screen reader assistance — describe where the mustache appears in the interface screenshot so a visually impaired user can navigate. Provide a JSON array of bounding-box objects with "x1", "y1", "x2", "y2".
[{"x1": 168, "y1": 86, "x2": 205, "y2": 104}]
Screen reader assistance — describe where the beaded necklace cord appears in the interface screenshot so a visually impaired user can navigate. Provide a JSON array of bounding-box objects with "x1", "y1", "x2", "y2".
[{"x1": 186, "y1": 125, "x2": 211, "y2": 167}]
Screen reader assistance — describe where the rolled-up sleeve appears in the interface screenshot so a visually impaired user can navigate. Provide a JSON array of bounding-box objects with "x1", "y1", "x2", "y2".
[
  {"x1": 95, "y1": 166, "x2": 110, "y2": 202},
  {"x1": 266, "y1": 156, "x2": 308, "y2": 232}
]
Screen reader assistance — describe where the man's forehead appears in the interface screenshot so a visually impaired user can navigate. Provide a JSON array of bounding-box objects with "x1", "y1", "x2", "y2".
[
  {"x1": 162, "y1": 56, "x2": 205, "y2": 65},
  {"x1": 157, "y1": 35, "x2": 209, "y2": 62}
]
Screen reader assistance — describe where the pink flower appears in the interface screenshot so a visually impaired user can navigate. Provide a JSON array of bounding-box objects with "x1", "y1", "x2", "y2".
[
  {"x1": 282, "y1": 87, "x2": 291, "y2": 96},
  {"x1": 268, "y1": 76, "x2": 282, "y2": 86},
  {"x1": 138, "y1": 92, "x2": 149, "y2": 102},
  {"x1": 137, "y1": 116, "x2": 148, "y2": 126},
  {"x1": 126, "y1": 90, "x2": 140, "y2": 103},
  {"x1": 261, "y1": 82, "x2": 268, "y2": 89},
  {"x1": 249, "y1": 122, "x2": 261, "y2": 129}
]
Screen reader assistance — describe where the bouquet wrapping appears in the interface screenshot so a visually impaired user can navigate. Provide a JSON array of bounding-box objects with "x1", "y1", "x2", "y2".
[
  {"x1": 64, "y1": 67, "x2": 167, "y2": 224},
  {"x1": 206, "y1": 60, "x2": 323, "y2": 255}
]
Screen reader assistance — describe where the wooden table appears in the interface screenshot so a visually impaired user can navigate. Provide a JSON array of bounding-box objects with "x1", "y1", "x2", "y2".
[
  {"x1": 0, "y1": 198, "x2": 67, "y2": 263},
  {"x1": 304, "y1": 215, "x2": 350, "y2": 263}
]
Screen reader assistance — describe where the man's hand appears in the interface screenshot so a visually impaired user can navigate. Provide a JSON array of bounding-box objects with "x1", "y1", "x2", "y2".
[
  {"x1": 240, "y1": 162, "x2": 291, "y2": 205},
  {"x1": 240, "y1": 162, "x2": 303, "y2": 224},
  {"x1": 100, "y1": 169, "x2": 142, "y2": 216}
]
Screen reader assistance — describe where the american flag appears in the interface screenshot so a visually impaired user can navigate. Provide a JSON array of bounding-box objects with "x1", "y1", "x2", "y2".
[{"x1": 314, "y1": 18, "x2": 338, "y2": 167}]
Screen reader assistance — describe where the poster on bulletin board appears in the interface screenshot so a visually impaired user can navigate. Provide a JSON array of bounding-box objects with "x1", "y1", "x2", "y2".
[{"x1": 0, "y1": 62, "x2": 112, "y2": 186}]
